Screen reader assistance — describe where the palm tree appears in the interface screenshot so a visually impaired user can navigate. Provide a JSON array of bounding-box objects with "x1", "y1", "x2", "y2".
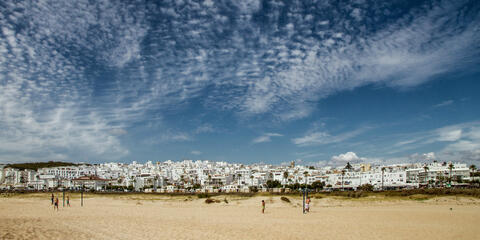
[
  {"x1": 381, "y1": 167, "x2": 386, "y2": 190},
  {"x1": 341, "y1": 169, "x2": 346, "y2": 191},
  {"x1": 436, "y1": 176, "x2": 444, "y2": 187},
  {"x1": 283, "y1": 171, "x2": 289, "y2": 188},
  {"x1": 469, "y1": 164, "x2": 477, "y2": 183},
  {"x1": 423, "y1": 165, "x2": 429, "y2": 187},
  {"x1": 448, "y1": 163, "x2": 454, "y2": 186},
  {"x1": 153, "y1": 176, "x2": 158, "y2": 191},
  {"x1": 163, "y1": 177, "x2": 168, "y2": 185},
  {"x1": 237, "y1": 174, "x2": 242, "y2": 184},
  {"x1": 345, "y1": 162, "x2": 353, "y2": 171}
]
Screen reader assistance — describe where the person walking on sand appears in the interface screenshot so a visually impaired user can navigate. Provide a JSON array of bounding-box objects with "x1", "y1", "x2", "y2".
[
  {"x1": 51, "y1": 193, "x2": 54, "y2": 205},
  {"x1": 262, "y1": 200, "x2": 265, "y2": 214},
  {"x1": 305, "y1": 197, "x2": 311, "y2": 213},
  {"x1": 54, "y1": 197, "x2": 59, "y2": 211},
  {"x1": 66, "y1": 195, "x2": 70, "y2": 207}
]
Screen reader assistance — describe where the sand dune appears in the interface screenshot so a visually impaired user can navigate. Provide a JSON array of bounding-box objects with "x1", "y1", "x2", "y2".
[{"x1": 1, "y1": 194, "x2": 479, "y2": 240}]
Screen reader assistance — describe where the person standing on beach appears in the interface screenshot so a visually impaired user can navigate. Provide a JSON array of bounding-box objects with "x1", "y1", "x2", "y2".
[
  {"x1": 54, "y1": 197, "x2": 59, "y2": 211},
  {"x1": 66, "y1": 195, "x2": 70, "y2": 207},
  {"x1": 51, "y1": 193, "x2": 54, "y2": 205},
  {"x1": 305, "y1": 197, "x2": 311, "y2": 213},
  {"x1": 261, "y1": 200, "x2": 265, "y2": 214}
]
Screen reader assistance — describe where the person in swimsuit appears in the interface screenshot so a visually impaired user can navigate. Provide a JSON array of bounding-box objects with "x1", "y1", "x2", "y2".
[
  {"x1": 305, "y1": 197, "x2": 311, "y2": 213},
  {"x1": 51, "y1": 193, "x2": 54, "y2": 205},
  {"x1": 262, "y1": 200, "x2": 265, "y2": 214},
  {"x1": 66, "y1": 195, "x2": 70, "y2": 207},
  {"x1": 54, "y1": 197, "x2": 59, "y2": 211}
]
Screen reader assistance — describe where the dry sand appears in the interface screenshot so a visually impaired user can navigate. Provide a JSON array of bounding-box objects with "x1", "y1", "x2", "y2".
[{"x1": 1, "y1": 193, "x2": 479, "y2": 240}]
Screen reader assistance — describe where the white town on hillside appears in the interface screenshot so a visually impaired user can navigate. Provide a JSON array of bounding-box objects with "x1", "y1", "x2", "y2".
[{"x1": 1, "y1": 159, "x2": 478, "y2": 192}]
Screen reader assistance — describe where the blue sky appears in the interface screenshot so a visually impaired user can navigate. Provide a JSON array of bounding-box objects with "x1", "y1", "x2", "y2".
[{"x1": 0, "y1": 0, "x2": 479, "y2": 165}]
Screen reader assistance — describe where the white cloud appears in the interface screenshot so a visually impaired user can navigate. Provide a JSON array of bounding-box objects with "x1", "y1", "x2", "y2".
[
  {"x1": 195, "y1": 124, "x2": 215, "y2": 134},
  {"x1": 434, "y1": 100, "x2": 454, "y2": 108},
  {"x1": 318, "y1": 20, "x2": 329, "y2": 25},
  {"x1": 292, "y1": 128, "x2": 368, "y2": 146},
  {"x1": 441, "y1": 139, "x2": 480, "y2": 164},
  {"x1": 191, "y1": 150, "x2": 202, "y2": 155},
  {"x1": 317, "y1": 151, "x2": 377, "y2": 167},
  {"x1": 331, "y1": 152, "x2": 367, "y2": 163},
  {"x1": 234, "y1": 0, "x2": 261, "y2": 14},
  {"x1": 318, "y1": 123, "x2": 480, "y2": 166},
  {"x1": 350, "y1": 8, "x2": 362, "y2": 21},
  {"x1": 203, "y1": 0, "x2": 214, "y2": 8},
  {"x1": 390, "y1": 122, "x2": 480, "y2": 164},
  {"x1": 292, "y1": 132, "x2": 329, "y2": 146},
  {"x1": 109, "y1": 128, "x2": 128, "y2": 136},
  {"x1": 163, "y1": 132, "x2": 192, "y2": 142},
  {"x1": 409, "y1": 152, "x2": 437, "y2": 162},
  {"x1": 392, "y1": 122, "x2": 474, "y2": 151},
  {"x1": 436, "y1": 128, "x2": 462, "y2": 142},
  {"x1": 0, "y1": 0, "x2": 151, "y2": 163},
  {"x1": 0, "y1": 0, "x2": 478, "y2": 163},
  {"x1": 252, "y1": 133, "x2": 283, "y2": 143},
  {"x1": 143, "y1": 131, "x2": 193, "y2": 145},
  {"x1": 228, "y1": 0, "x2": 480, "y2": 120}
]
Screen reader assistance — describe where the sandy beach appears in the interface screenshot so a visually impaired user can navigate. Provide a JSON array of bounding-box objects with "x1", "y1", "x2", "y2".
[{"x1": 1, "y1": 193, "x2": 479, "y2": 240}]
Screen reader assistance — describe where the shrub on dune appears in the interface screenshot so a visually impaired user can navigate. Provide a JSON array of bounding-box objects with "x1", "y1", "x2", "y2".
[{"x1": 205, "y1": 198, "x2": 221, "y2": 204}]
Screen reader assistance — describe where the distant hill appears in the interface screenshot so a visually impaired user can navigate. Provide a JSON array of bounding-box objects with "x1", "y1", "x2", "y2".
[{"x1": 5, "y1": 161, "x2": 79, "y2": 170}]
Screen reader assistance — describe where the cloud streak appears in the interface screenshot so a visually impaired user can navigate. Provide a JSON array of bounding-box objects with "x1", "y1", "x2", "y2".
[
  {"x1": 252, "y1": 133, "x2": 283, "y2": 144},
  {"x1": 390, "y1": 121, "x2": 480, "y2": 163},
  {"x1": 292, "y1": 128, "x2": 369, "y2": 147},
  {"x1": 0, "y1": 0, "x2": 478, "y2": 162},
  {"x1": 0, "y1": 0, "x2": 148, "y2": 162},
  {"x1": 434, "y1": 100, "x2": 454, "y2": 108},
  {"x1": 191, "y1": 150, "x2": 202, "y2": 155}
]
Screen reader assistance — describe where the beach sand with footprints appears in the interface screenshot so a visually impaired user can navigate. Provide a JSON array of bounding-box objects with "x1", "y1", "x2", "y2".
[{"x1": 1, "y1": 193, "x2": 479, "y2": 240}]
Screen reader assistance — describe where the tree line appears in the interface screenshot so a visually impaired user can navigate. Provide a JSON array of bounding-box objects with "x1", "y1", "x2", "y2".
[{"x1": 5, "y1": 161, "x2": 79, "y2": 171}]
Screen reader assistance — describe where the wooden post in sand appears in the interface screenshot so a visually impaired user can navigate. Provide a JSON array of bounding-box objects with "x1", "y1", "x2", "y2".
[
  {"x1": 81, "y1": 186, "x2": 84, "y2": 207},
  {"x1": 302, "y1": 188, "x2": 305, "y2": 214}
]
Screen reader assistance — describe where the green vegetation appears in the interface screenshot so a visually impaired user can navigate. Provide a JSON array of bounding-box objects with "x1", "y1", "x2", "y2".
[
  {"x1": 325, "y1": 191, "x2": 368, "y2": 198},
  {"x1": 3, "y1": 189, "x2": 480, "y2": 203},
  {"x1": 5, "y1": 161, "x2": 79, "y2": 170},
  {"x1": 205, "y1": 198, "x2": 220, "y2": 204},
  {"x1": 282, "y1": 181, "x2": 325, "y2": 191},
  {"x1": 266, "y1": 180, "x2": 282, "y2": 188},
  {"x1": 357, "y1": 184, "x2": 374, "y2": 191},
  {"x1": 381, "y1": 188, "x2": 480, "y2": 198},
  {"x1": 311, "y1": 188, "x2": 480, "y2": 199},
  {"x1": 197, "y1": 193, "x2": 209, "y2": 198}
]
